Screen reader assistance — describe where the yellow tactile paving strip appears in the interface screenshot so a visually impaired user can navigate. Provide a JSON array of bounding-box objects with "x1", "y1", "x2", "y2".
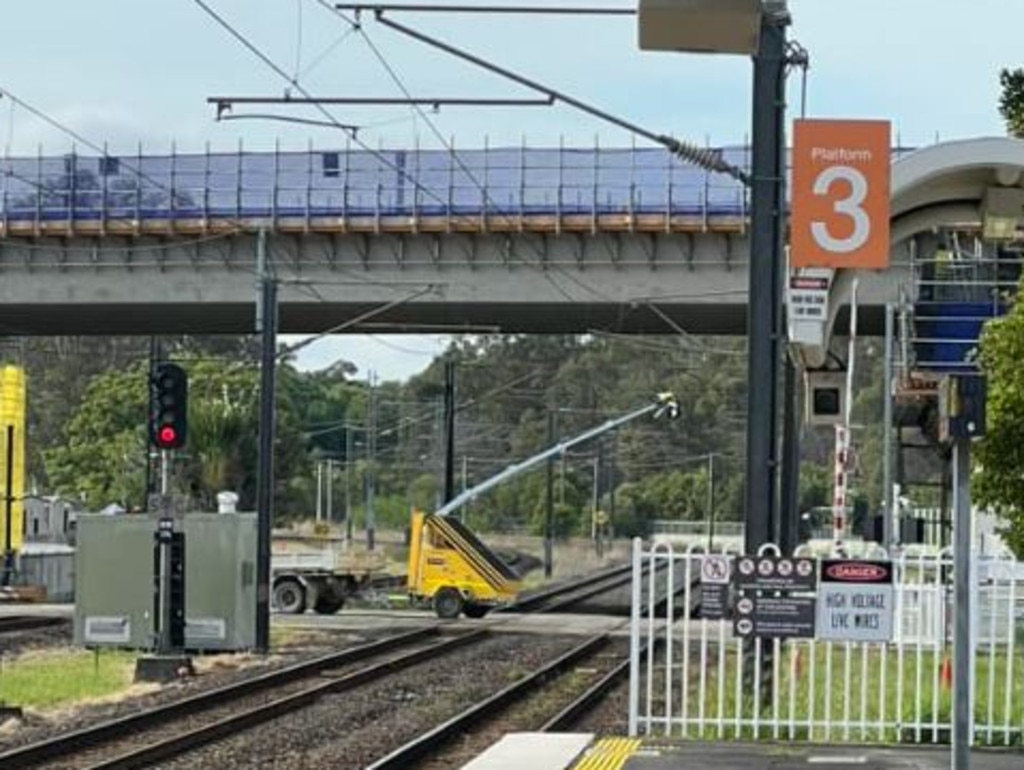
[{"x1": 572, "y1": 737, "x2": 643, "y2": 770}]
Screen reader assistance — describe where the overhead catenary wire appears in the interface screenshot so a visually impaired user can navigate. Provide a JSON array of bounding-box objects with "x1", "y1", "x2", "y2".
[
  {"x1": 314, "y1": 0, "x2": 743, "y2": 326},
  {"x1": 192, "y1": 0, "x2": 582, "y2": 304},
  {"x1": 326, "y1": 1, "x2": 606, "y2": 303},
  {"x1": 334, "y1": 3, "x2": 749, "y2": 183}
]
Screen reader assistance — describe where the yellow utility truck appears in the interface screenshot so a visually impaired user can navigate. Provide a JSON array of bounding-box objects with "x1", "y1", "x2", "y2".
[{"x1": 407, "y1": 393, "x2": 679, "y2": 618}]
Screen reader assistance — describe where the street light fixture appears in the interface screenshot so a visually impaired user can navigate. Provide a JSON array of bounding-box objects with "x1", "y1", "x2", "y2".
[{"x1": 638, "y1": 0, "x2": 763, "y2": 55}]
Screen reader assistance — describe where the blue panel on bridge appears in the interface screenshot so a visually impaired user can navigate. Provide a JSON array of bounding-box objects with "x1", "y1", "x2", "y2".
[
  {"x1": 0, "y1": 146, "x2": 755, "y2": 224},
  {"x1": 913, "y1": 301, "x2": 1006, "y2": 372}
]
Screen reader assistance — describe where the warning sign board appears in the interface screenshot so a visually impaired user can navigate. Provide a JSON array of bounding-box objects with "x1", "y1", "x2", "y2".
[
  {"x1": 815, "y1": 560, "x2": 895, "y2": 642},
  {"x1": 733, "y1": 594, "x2": 816, "y2": 639},
  {"x1": 787, "y1": 273, "x2": 830, "y2": 322},
  {"x1": 733, "y1": 555, "x2": 817, "y2": 592},
  {"x1": 700, "y1": 554, "x2": 732, "y2": 620}
]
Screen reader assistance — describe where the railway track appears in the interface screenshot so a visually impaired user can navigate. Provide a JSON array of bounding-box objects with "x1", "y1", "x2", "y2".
[
  {"x1": 0, "y1": 626, "x2": 485, "y2": 770},
  {"x1": 366, "y1": 633, "x2": 644, "y2": 770},
  {"x1": 0, "y1": 616, "x2": 68, "y2": 635},
  {"x1": 505, "y1": 564, "x2": 634, "y2": 613},
  {"x1": 508, "y1": 558, "x2": 699, "y2": 617}
]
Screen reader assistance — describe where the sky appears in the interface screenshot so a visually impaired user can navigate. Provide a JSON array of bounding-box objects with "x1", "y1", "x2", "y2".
[{"x1": 1, "y1": 0, "x2": 1021, "y2": 380}]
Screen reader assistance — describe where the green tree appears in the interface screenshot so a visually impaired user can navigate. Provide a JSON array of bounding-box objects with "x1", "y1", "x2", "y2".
[
  {"x1": 43, "y1": 363, "x2": 149, "y2": 509},
  {"x1": 999, "y1": 68, "x2": 1024, "y2": 139},
  {"x1": 975, "y1": 292, "x2": 1024, "y2": 557},
  {"x1": 43, "y1": 359, "x2": 312, "y2": 517}
]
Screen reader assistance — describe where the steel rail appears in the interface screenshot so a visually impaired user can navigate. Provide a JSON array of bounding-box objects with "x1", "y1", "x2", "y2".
[
  {"x1": 83, "y1": 630, "x2": 489, "y2": 770},
  {"x1": 540, "y1": 642, "x2": 654, "y2": 732},
  {"x1": 0, "y1": 626, "x2": 440, "y2": 768},
  {"x1": 0, "y1": 616, "x2": 67, "y2": 634},
  {"x1": 504, "y1": 564, "x2": 631, "y2": 612},
  {"x1": 365, "y1": 633, "x2": 610, "y2": 770}
]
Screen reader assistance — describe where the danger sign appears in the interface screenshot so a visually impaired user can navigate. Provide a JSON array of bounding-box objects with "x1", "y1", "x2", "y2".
[
  {"x1": 791, "y1": 119, "x2": 891, "y2": 270},
  {"x1": 815, "y1": 559, "x2": 895, "y2": 642}
]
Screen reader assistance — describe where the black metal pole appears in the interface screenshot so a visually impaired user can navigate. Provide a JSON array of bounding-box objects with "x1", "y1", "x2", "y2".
[
  {"x1": 143, "y1": 336, "x2": 160, "y2": 513},
  {"x1": 780, "y1": 355, "x2": 800, "y2": 554},
  {"x1": 255, "y1": 231, "x2": 276, "y2": 654},
  {"x1": 442, "y1": 360, "x2": 456, "y2": 504},
  {"x1": 544, "y1": 409, "x2": 555, "y2": 578},
  {"x1": 707, "y1": 453, "x2": 716, "y2": 553},
  {"x1": 2, "y1": 425, "x2": 14, "y2": 586},
  {"x1": 743, "y1": 8, "x2": 788, "y2": 556}
]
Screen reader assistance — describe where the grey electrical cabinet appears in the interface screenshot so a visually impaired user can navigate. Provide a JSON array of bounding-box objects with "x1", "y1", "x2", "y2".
[{"x1": 74, "y1": 512, "x2": 257, "y2": 651}]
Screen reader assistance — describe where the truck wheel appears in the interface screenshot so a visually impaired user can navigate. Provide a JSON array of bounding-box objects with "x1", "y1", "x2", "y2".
[
  {"x1": 273, "y1": 579, "x2": 307, "y2": 614},
  {"x1": 313, "y1": 596, "x2": 346, "y2": 614},
  {"x1": 434, "y1": 587, "x2": 464, "y2": 619},
  {"x1": 463, "y1": 603, "x2": 490, "y2": 619}
]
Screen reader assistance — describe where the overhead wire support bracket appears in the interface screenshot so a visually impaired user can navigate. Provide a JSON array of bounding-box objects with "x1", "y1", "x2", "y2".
[
  {"x1": 334, "y1": 3, "x2": 750, "y2": 184},
  {"x1": 336, "y1": 4, "x2": 636, "y2": 16},
  {"x1": 211, "y1": 95, "x2": 555, "y2": 109},
  {"x1": 215, "y1": 112, "x2": 362, "y2": 132}
]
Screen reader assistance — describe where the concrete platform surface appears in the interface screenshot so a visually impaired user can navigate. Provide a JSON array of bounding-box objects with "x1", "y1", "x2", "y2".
[
  {"x1": 609, "y1": 742, "x2": 1023, "y2": 769},
  {"x1": 461, "y1": 733, "x2": 594, "y2": 770}
]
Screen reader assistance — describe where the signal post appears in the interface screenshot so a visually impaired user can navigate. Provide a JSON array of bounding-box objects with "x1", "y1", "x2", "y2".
[{"x1": 135, "y1": 362, "x2": 193, "y2": 683}]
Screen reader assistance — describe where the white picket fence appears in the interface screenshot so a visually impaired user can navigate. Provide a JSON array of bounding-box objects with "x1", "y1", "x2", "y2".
[{"x1": 627, "y1": 540, "x2": 1024, "y2": 746}]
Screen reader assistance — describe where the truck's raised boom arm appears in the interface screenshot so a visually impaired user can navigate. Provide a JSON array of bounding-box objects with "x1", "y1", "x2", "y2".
[{"x1": 435, "y1": 392, "x2": 679, "y2": 518}]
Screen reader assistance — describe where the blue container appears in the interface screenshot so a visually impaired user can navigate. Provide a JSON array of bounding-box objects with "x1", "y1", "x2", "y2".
[{"x1": 913, "y1": 301, "x2": 1005, "y2": 371}]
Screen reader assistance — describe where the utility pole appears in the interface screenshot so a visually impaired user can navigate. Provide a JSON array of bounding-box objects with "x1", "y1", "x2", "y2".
[
  {"x1": 254, "y1": 228, "x2": 275, "y2": 654},
  {"x1": 366, "y1": 372, "x2": 377, "y2": 551},
  {"x1": 345, "y1": 426, "x2": 354, "y2": 544},
  {"x1": 443, "y1": 360, "x2": 456, "y2": 504},
  {"x1": 325, "y1": 459, "x2": 333, "y2": 525},
  {"x1": 952, "y1": 434, "x2": 973, "y2": 770},
  {"x1": 2, "y1": 425, "x2": 13, "y2": 586},
  {"x1": 143, "y1": 336, "x2": 159, "y2": 512},
  {"x1": 780, "y1": 358, "x2": 801, "y2": 554},
  {"x1": 316, "y1": 461, "x2": 323, "y2": 523},
  {"x1": 882, "y1": 303, "x2": 895, "y2": 550},
  {"x1": 608, "y1": 432, "x2": 617, "y2": 536},
  {"x1": 744, "y1": 5, "x2": 789, "y2": 556},
  {"x1": 544, "y1": 409, "x2": 555, "y2": 578},
  {"x1": 706, "y1": 453, "x2": 716, "y2": 552}
]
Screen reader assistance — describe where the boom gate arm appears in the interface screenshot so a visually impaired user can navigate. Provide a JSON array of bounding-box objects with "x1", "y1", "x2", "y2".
[{"x1": 435, "y1": 391, "x2": 680, "y2": 518}]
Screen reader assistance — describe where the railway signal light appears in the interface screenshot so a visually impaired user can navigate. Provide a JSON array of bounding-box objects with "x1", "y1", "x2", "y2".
[{"x1": 150, "y1": 363, "x2": 187, "y2": 450}]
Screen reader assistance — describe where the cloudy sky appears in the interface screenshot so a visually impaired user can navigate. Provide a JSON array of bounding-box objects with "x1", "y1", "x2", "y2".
[{"x1": 2, "y1": 0, "x2": 1020, "y2": 379}]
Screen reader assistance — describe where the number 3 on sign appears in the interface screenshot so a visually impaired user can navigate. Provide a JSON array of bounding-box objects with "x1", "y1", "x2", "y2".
[
  {"x1": 791, "y1": 119, "x2": 891, "y2": 270},
  {"x1": 811, "y1": 166, "x2": 870, "y2": 254}
]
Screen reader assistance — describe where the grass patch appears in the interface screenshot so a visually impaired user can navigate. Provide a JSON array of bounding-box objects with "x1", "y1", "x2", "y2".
[
  {"x1": 645, "y1": 641, "x2": 1024, "y2": 746},
  {"x1": 0, "y1": 649, "x2": 137, "y2": 710}
]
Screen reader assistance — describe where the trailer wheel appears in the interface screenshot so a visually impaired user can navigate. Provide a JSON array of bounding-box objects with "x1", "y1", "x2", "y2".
[
  {"x1": 434, "y1": 587, "x2": 464, "y2": 619},
  {"x1": 313, "y1": 596, "x2": 346, "y2": 614},
  {"x1": 463, "y1": 603, "x2": 490, "y2": 619},
  {"x1": 273, "y1": 579, "x2": 307, "y2": 614}
]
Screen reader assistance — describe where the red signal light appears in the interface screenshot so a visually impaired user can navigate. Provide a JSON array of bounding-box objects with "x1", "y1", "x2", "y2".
[{"x1": 158, "y1": 426, "x2": 178, "y2": 446}]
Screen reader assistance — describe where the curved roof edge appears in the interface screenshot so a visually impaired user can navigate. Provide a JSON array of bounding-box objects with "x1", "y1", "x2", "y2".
[{"x1": 892, "y1": 136, "x2": 1024, "y2": 218}]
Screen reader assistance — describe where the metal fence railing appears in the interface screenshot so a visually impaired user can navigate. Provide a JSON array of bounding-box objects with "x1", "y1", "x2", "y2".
[{"x1": 628, "y1": 540, "x2": 1024, "y2": 746}]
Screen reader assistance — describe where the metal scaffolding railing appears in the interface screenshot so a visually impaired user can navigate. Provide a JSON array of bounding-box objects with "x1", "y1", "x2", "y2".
[
  {"x1": 0, "y1": 143, "x2": 754, "y2": 229},
  {"x1": 908, "y1": 230, "x2": 1024, "y2": 373}
]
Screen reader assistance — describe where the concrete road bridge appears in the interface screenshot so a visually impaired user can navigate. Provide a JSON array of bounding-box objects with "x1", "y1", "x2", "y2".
[{"x1": 0, "y1": 139, "x2": 1019, "y2": 342}]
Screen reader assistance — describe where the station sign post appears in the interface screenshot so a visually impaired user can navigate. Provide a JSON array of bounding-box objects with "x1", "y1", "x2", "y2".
[{"x1": 791, "y1": 119, "x2": 891, "y2": 270}]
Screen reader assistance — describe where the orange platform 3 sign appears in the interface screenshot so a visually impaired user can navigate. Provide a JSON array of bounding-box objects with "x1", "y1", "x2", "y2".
[{"x1": 791, "y1": 119, "x2": 891, "y2": 269}]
